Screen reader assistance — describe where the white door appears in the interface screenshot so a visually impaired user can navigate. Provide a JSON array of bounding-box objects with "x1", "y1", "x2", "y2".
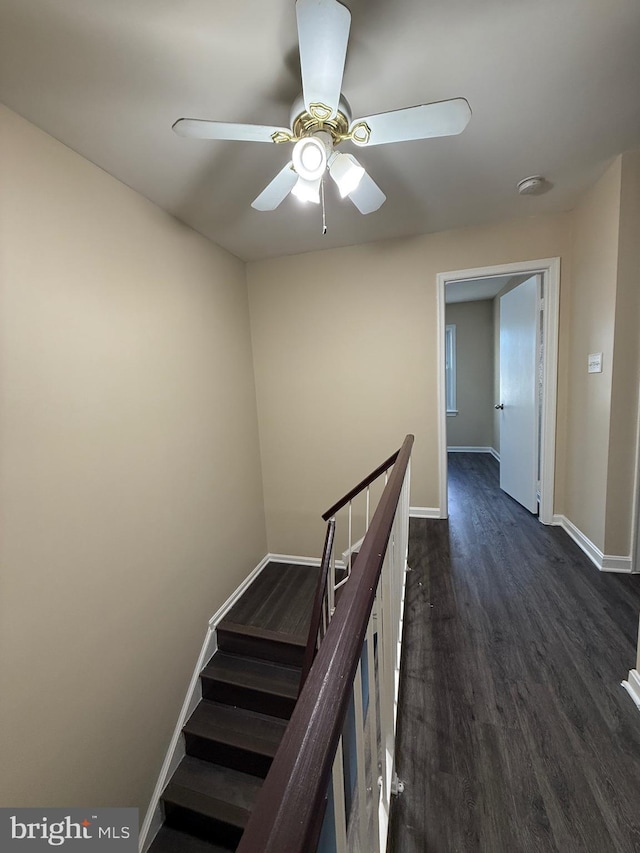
[{"x1": 498, "y1": 275, "x2": 539, "y2": 513}]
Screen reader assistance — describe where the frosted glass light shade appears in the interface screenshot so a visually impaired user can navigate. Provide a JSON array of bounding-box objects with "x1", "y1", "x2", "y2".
[
  {"x1": 292, "y1": 137, "x2": 327, "y2": 181},
  {"x1": 291, "y1": 175, "x2": 322, "y2": 204},
  {"x1": 329, "y1": 152, "x2": 365, "y2": 198}
]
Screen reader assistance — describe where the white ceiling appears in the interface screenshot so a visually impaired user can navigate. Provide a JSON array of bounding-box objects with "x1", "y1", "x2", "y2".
[
  {"x1": 445, "y1": 275, "x2": 515, "y2": 304},
  {"x1": 1, "y1": 0, "x2": 639, "y2": 262}
]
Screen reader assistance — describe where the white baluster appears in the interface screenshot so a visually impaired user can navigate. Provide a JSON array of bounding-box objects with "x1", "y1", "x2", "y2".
[
  {"x1": 348, "y1": 500, "x2": 352, "y2": 576},
  {"x1": 366, "y1": 616, "x2": 381, "y2": 852},
  {"x1": 366, "y1": 485, "x2": 370, "y2": 531},
  {"x1": 352, "y1": 658, "x2": 370, "y2": 852},
  {"x1": 328, "y1": 521, "x2": 336, "y2": 621},
  {"x1": 378, "y1": 548, "x2": 395, "y2": 838},
  {"x1": 332, "y1": 737, "x2": 348, "y2": 853}
]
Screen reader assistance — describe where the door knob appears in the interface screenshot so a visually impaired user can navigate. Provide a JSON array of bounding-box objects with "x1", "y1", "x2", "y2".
[{"x1": 494, "y1": 403, "x2": 504, "y2": 409}]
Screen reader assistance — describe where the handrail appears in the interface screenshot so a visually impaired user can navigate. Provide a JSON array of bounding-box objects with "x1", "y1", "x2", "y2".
[
  {"x1": 236, "y1": 434, "x2": 414, "y2": 853},
  {"x1": 299, "y1": 518, "x2": 335, "y2": 694},
  {"x1": 321, "y1": 448, "x2": 400, "y2": 521},
  {"x1": 302, "y1": 444, "x2": 401, "y2": 697}
]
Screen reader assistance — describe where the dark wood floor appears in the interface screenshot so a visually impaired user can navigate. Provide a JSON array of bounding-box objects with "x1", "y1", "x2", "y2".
[{"x1": 388, "y1": 453, "x2": 640, "y2": 853}]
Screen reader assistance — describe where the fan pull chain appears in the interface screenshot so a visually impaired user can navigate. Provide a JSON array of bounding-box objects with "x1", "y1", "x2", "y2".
[{"x1": 321, "y1": 177, "x2": 327, "y2": 235}]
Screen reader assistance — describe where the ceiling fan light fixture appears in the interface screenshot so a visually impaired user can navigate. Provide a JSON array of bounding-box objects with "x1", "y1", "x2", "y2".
[
  {"x1": 292, "y1": 136, "x2": 328, "y2": 181},
  {"x1": 329, "y1": 151, "x2": 365, "y2": 198},
  {"x1": 173, "y1": 0, "x2": 472, "y2": 219},
  {"x1": 291, "y1": 175, "x2": 322, "y2": 204}
]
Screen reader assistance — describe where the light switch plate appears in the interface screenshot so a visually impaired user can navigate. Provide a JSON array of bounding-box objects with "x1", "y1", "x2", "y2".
[{"x1": 588, "y1": 352, "x2": 603, "y2": 373}]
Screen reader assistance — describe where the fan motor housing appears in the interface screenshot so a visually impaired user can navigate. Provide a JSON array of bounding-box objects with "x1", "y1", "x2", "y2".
[{"x1": 290, "y1": 93, "x2": 352, "y2": 144}]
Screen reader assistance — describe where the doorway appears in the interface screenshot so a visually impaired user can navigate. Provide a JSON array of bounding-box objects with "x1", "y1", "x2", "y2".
[{"x1": 436, "y1": 258, "x2": 560, "y2": 525}]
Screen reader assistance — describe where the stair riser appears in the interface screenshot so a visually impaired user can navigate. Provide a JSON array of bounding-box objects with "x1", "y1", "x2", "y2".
[
  {"x1": 163, "y1": 804, "x2": 243, "y2": 850},
  {"x1": 216, "y1": 630, "x2": 304, "y2": 667},
  {"x1": 200, "y1": 679, "x2": 295, "y2": 720},
  {"x1": 184, "y1": 733, "x2": 273, "y2": 779}
]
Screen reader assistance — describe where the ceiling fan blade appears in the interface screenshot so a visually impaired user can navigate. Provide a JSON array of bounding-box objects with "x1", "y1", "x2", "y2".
[
  {"x1": 346, "y1": 166, "x2": 386, "y2": 214},
  {"x1": 251, "y1": 162, "x2": 298, "y2": 211},
  {"x1": 173, "y1": 119, "x2": 292, "y2": 143},
  {"x1": 350, "y1": 98, "x2": 472, "y2": 146},
  {"x1": 296, "y1": 0, "x2": 351, "y2": 119}
]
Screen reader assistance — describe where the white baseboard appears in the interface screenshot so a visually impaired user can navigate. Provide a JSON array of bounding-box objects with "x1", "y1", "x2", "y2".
[
  {"x1": 409, "y1": 506, "x2": 442, "y2": 519},
  {"x1": 574, "y1": 517, "x2": 632, "y2": 571},
  {"x1": 446, "y1": 446, "x2": 500, "y2": 462},
  {"x1": 342, "y1": 535, "x2": 365, "y2": 565},
  {"x1": 622, "y1": 670, "x2": 640, "y2": 711},
  {"x1": 447, "y1": 446, "x2": 494, "y2": 454},
  {"x1": 552, "y1": 515, "x2": 634, "y2": 573},
  {"x1": 208, "y1": 554, "x2": 272, "y2": 627},
  {"x1": 267, "y1": 552, "x2": 322, "y2": 567},
  {"x1": 553, "y1": 514, "x2": 602, "y2": 567},
  {"x1": 140, "y1": 553, "x2": 275, "y2": 850},
  {"x1": 140, "y1": 627, "x2": 214, "y2": 851},
  {"x1": 140, "y1": 549, "x2": 337, "y2": 849},
  {"x1": 267, "y1": 552, "x2": 346, "y2": 570},
  {"x1": 601, "y1": 555, "x2": 634, "y2": 572}
]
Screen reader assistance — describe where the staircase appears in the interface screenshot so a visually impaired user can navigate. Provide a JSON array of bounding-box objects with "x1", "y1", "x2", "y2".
[{"x1": 147, "y1": 562, "x2": 316, "y2": 852}]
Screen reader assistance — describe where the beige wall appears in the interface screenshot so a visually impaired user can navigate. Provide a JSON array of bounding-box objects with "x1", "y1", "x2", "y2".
[
  {"x1": 248, "y1": 213, "x2": 572, "y2": 556},
  {"x1": 249, "y1": 152, "x2": 640, "y2": 561},
  {"x1": 445, "y1": 300, "x2": 495, "y2": 449},
  {"x1": 605, "y1": 149, "x2": 640, "y2": 555},
  {"x1": 564, "y1": 159, "x2": 621, "y2": 551},
  {"x1": 0, "y1": 108, "x2": 267, "y2": 811}
]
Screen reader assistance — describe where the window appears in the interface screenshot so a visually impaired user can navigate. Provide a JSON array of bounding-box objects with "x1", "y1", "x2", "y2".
[{"x1": 445, "y1": 324, "x2": 457, "y2": 414}]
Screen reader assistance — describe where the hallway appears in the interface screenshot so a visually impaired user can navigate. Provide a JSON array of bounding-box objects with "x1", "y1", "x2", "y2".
[{"x1": 388, "y1": 453, "x2": 640, "y2": 852}]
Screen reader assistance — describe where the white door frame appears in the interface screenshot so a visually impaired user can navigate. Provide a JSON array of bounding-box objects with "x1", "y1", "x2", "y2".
[
  {"x1": 436, "y1": 257, "x2": 561, "y2": 525},
  {"x1": 633, "y1": 379, "x2": 640, "y2": 572}
]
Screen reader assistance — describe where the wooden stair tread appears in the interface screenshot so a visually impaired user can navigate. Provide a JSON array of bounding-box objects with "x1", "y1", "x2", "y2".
[
  {"x1": 149, "y1": 560, "x2": 319, "y2": 849},
  {"x1": 163, "y1": 756, "x2": 262, "y2": 822},
  {"x1": 202, "y1": 652, "x2": 300, "y2": 699},
  {"x1": 216, "y1": 620, "x2": 306, "y2": 648},
  {"x1": 221, "y1": 561, "x2": 318, "y2": 636},
  {"x1": 148, "y1": 826, "x2": 230, "y2": 853},
  {"x1": 184, "y1": 701, "x2": 287, "y2": 757},
  {"x1": 216, "y1": 621, "x2": 307, "y2": 667}
]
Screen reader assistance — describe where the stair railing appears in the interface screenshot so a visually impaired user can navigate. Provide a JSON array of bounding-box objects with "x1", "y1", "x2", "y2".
[
  {"x1": 237, "y1": 434, "x2": 413, "y2": 853},
  {"x1": 300, "y1": 444, "x2": 404, "y2": 692},
  {"x1": 300, "y1": 517, "x2": 335, "y2": 694}
]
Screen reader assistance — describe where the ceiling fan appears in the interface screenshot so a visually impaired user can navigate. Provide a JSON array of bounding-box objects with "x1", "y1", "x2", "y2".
[{"x1": 173, "y1": 0, "x2": 471, "y2": 215}]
